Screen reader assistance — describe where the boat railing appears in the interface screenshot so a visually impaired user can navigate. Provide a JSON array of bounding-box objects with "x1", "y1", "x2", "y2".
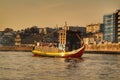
[{"x1": 35, "y1": 46, "x2": 61, "y2": 53}]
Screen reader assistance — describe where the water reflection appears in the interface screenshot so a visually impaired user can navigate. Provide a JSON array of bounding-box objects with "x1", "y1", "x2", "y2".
[
  {"x1": 65, "y1": 58, "x2": 84, "y2": 69},
  {"x1": 0, "y1": 52, "x2": 120, "y2": 80}
]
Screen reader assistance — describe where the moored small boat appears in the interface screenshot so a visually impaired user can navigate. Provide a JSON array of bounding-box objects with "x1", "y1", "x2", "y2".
[
  {"x1": 32, "y1": 22, "x2": 85, "y2": 58},
  {"x1": 32, "y1": 44, "x2": 85, "y2": 58}
]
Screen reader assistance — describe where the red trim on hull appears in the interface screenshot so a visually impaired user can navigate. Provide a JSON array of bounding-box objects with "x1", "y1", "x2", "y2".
[
  {"x1": 33, "y1": 45, "x2": 85, "y2": 58},
  {"x1": 62, "y1": 46, "x2": 85, "y2": 58}
]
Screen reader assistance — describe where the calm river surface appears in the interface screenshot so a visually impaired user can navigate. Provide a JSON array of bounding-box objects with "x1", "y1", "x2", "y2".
[{"x1": 0, "y1": 51, "x2": 120, "y2": 80}]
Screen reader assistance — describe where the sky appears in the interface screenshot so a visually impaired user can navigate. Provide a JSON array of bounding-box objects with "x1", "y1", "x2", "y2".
[{"x1": 0, "y1": 0, "x2": 120, "y2": 30}]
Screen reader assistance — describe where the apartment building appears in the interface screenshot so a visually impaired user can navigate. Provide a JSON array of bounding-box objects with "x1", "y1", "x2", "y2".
[
  {"x1": 115, "y1": 10, "x2": 120, "y2": 42},
  {"x1": 86, "y1": 23, "x2": 104, "y2": 44},
  {"x1": 103, "y1": 9, "x2": 120, "y2": 43},
  {"x1": 103, "y1": 14, "x2": 115, "y2": 42}
]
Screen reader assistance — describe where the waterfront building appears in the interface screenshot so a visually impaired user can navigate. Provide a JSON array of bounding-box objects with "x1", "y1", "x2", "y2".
[
  {"x1": 1, "y1": 32, "x2": 15, "y2": 46},
  {"x1": 58, "y1": 30, "x2": 66, "y2": 51},
  {"x1": 86, "y1": 23, "x2": 104, "y2": 44},
  {"x1": 86, "y1": 23, "x2": 103, "y2": 34},
  {"x1": 114, "y1": 10, "x2": 120, "y2": 42},
  {"x1": 58, "y1": 23, "x2": 68, "y2": 51},
  {"x1": 15, "y1": 34, "x2": 21, "y2": 46},
  {"x1": 103, "y1": 9, "x2": 120, "y2": 43},
  {"x1": 103, "y1": 13, "x2": 115, "y2": 42}
]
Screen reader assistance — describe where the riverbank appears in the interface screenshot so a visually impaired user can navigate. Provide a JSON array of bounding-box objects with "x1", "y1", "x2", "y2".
[
  {"x1": 0, "y1": 46, "x2": 33, "y2": 51},
  {"x1": 85, "y1": 51, "x2": 120, "y2": 54},
  {"x1": 85, "y1": 43, "x2": 120, "y2": 53},
  {"x1": 0, "y1": 43, "x2": 120, "y2": 53}
]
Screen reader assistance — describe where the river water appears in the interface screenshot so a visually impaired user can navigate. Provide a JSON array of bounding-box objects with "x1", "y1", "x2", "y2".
[{"x1": 0, "y1": 51, "x2": 120, "y2": 80}]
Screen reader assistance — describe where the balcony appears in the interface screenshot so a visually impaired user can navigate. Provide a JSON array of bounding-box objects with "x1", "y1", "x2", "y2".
[
  {"x1": 118, "y1": 16, "x2": 120, "y2": 19},
  {"x1": 118, "y1": 23, "x2": 120, "y2": 26},
  {"x1": 118, "y1": 21, "x2": 120, "y2": 23},
  {"x1": 118, "y1": 28, "x2": 120, "y2": 31},
  {"x1": 118, "y1": 32, "x2": 120, "y2": 35},
  {"x1": 118, "y1": 12, "x2": 120, "y2": 15}
]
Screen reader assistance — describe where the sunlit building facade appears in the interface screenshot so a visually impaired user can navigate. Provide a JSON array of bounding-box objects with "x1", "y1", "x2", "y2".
[
  {"x1": 58, "y1": 22, "x2": 68, "y2": 51},
  {"x1": 115, "y1": 10, "x2": 120, "y2": 42},
  {"x1": 15, "y1": 34, "x2": 21, "y2": 46},
  {"x1": 86, "y1": 23, "x2": 104, "y2": 44},
  {"x1": 86, "y1": 23, "x2": 103, "y2": 34}
]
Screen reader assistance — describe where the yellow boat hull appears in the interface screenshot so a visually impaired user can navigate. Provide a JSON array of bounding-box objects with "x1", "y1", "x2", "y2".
[{"x1": 32, "y1": 45, "x2": 85, "y2": 58}]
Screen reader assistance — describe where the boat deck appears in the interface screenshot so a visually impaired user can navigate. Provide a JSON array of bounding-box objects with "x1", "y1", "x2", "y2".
[{"x1": 35, "y1": 46, "x2": 63, "y2": 53}]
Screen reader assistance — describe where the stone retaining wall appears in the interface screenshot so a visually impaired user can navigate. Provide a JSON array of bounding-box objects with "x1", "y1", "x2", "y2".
[
  {"x1": 0, "y1": 46, "x2": 33, "y2": 51},
  {"x1": 85, "y1": 43, "x2": 120, "y2": 53}
]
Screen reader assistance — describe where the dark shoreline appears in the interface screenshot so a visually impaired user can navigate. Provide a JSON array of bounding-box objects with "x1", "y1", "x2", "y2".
[
  {"x1": 0, "y1": 46, "x2": 33, "y2": 52},
  {"x1": 0, "y1": 46, "x2": 120, "y2": 54}
]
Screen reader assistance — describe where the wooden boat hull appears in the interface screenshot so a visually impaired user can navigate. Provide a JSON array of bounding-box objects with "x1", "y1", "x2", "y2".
[{"x1": 32, "y1": 45, "x2": 85, "y2": 58}]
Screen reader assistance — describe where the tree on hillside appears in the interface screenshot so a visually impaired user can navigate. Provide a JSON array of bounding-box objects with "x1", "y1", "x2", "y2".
[
  {"x1": 4, "y1": 28, "x2": 14, "y2": 33},
  {"x1": 30, "y1": 26, "x2": 39, "y2": 34}
]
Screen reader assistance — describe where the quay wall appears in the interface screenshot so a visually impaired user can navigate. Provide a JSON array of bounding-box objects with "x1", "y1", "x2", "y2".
[
  {"x1": 85, "y1": 43, "x2": 120, "y2": 53},
  {"x1": 0, "y1": 46, "x2": 33, "y2": 51}
]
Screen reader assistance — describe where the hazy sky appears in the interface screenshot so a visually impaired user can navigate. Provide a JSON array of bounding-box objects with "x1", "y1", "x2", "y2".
[{"x1": 0, "y1": 0, "x2": 120, "y2": 30}]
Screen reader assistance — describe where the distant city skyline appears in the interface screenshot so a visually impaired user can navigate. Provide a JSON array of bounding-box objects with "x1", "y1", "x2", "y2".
[{"x1": 0, "y1": 0, "x2": 120, "y2": 30}]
